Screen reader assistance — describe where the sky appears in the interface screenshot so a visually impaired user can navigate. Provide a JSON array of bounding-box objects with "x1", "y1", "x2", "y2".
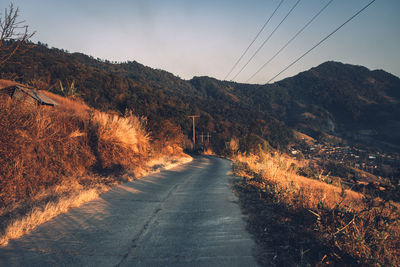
[{"x1": 6, "y1": 0, "x2": 400, "y2": 84}]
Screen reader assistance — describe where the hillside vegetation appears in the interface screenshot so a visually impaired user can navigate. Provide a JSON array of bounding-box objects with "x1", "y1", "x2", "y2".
[
  {"x1": 0, "y1": 41, "x2": 297, "y2": 152},
  {"x1": 2, "y1": 42, "x2": 400, "y2": 153},
  {"x1": 0, "y1": 88, "x2": 189, "y2": 246},
  {"x1": 233, "y1": 151, "x2": 399, "y2": 265}
]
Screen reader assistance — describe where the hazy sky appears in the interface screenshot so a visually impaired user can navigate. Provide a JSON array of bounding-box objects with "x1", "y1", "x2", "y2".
[{"x1": 7, "y1": 0, "x2": 400, "y2": 84}]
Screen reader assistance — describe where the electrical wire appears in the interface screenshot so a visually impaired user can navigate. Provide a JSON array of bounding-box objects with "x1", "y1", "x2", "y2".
[
  {"x1": 246, "y1": 0, "x2": 334, "y2": 83},
  {"x1": 224, "y1": 0, "x2": 284, "y2": 81},
  {"x1": 266, "y1": 0, "x2": 376, "y2": 84},
  {"x1": 231, "y1": 0, "x2": 302, "y2": 81}
]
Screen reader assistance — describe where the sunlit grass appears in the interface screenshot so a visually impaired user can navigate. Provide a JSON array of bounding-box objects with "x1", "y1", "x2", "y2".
[
  {"x1": 234, "y1": 151, "x2": 364, "y2": 211},
  {"x1": 0, "y1": 185, "x2": 104, "y2": 246},
  {"x1": 233, "y1": 151, "x2": 400, "y2": 265},
  {"x1": 0, "y1": 89, "x2": 189, "y2": 246}
]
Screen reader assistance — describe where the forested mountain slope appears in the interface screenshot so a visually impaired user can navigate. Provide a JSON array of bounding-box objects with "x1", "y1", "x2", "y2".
[
  {"x1": 1, "y1": 42, "x2": 399, "y2": 151},
  {"x1": 0, "y1": 42, "x2": 291, "y2": 152}
]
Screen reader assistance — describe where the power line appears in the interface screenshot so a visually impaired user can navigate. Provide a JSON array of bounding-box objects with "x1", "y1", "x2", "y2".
[
  {"x1": 231, "y1": 0, "x2": 302, "y2": 81},
  {"x1": 246, "y1": 0, "x2": 334, "y2": 83},
  {"x1": 266, "y1": 0, "x2": 376, "y2": 84},
  {"x1": 224, "y1": 0, "x2": 284, "y2": 80}
]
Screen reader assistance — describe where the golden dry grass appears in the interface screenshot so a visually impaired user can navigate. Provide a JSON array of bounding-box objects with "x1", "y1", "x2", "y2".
[
  {"x1": 202, "y1": 147, "x2": 216, "y2": 156},
  {"x1": 0, "y1": 154, "x2": 192, "y2": 247},
  {"x1": 94, "y1": 111, "x2": 149, "y2": 154},
  {"x1": 0, "y1": 185, "x2": 105, "y2": 246},
  {"x1": 0, "y1": 96, "x2": 95, "y2": 206},
  {"x1": 234, "y1": 151, "x2": 365, "y2": 212},
  {"x1": 0, "y1": 87, "x2": 188, "y2": 246},
  {"x1": 233, "y1": 151, "x2": 400, "y2": 265},
  {"x1": 40, "y1": 90, "x2": 90, "y2": 117},
  {"x1": 0, "y1": 79, "x2": 23, "y2": 89}
]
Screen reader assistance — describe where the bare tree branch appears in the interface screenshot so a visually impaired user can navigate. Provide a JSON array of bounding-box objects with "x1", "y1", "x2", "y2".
[{"x1": 0, "y1": 3, "x2": 35, "y2": 66}]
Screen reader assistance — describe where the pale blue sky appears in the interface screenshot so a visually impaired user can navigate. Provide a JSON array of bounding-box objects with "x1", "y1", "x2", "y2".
[{"x1": 6, "y1": 0, "x2": 400, "y2": 84}]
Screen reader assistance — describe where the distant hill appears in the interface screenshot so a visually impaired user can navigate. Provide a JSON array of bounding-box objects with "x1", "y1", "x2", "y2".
[
  {"x1": 185, "y1": 62, "x2": 400, "y2": 149},
  {"x1": 277, "y1": 62, "x2": 400, "y2": 146},
  {"x1": 1, "y1": 42, "x2": 400, "y2": 152}
]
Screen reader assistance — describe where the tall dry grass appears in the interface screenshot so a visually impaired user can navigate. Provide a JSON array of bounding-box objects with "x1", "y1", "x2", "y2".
[
  {"x1": 93, "y1": 111, "x2": 149, "y2": 169},
  {"x1": 0, "y1": 185, "x2": 104, "y2": 246},
  {"x1": 233, "y1": 151, "x2": 400, "y2": 265},
  {"x1": 40, "y1": 91, "x2": 91, "y2": 117},
  {"x1": 0, "y1": 96, "x2": 95, "y2": 208},
  {"x1": 234, "y1": 151, "x2": 364, "y2": 211},
  {"x1": 0, "y1": 89, "x2": 186, "y2": 246}
]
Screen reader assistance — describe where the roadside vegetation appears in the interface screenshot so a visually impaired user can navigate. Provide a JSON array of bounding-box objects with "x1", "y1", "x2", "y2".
[
  {"x1": 0, "y1": 88, "x2": 190, "y2": 246},
  {"x1": 232, "y1": 149, "x2": 399, "y2": 266}
]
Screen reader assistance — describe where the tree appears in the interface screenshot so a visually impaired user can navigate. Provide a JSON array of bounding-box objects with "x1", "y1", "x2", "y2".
[{"x1": 0, "y1": 3, "x2": 35, "y2": 66}]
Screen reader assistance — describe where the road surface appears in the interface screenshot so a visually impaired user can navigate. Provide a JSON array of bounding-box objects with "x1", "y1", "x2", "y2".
[{"x1": 0, "y1": 156, "x2": 259, "y2": 266}]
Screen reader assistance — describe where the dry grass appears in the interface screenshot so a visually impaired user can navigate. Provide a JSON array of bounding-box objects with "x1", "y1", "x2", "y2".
[
  {"x1": 93, "y1": 111, "x2": 150, "y2": 169},
  {"x1": 0, "y1": 96, "x2": 95, "y2": 207},
  {"x1": 202, "y1": 147, "x2": 216, "y2": 156},
  {"x1": 0, "y1": 79, "x2": 23, "y2": 89},
  {"x1": 0, "y1": 185, "x2": 106, "y2": 246},
  {"x1": 0, "y1": 154, "x2": 192, "y2": 247},
  {"x1": 0, "y1": 87, "x2": 188, "y2": 246},
  {"x1": 40, "y1": 91, "x2": 91, "y2": 117},
  {"x1": 233, "y1": 151, "x2": 400, "y2": 265},
  {"x1": 150, "y1": 119, "x2": 185, "y2": 157},
  {"x1": 234, "y1": 151, "x2": 364, "y2": 211}
]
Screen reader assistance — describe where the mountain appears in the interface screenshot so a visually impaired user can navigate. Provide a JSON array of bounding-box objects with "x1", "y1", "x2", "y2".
[
  {"x1": 1, "y1": 42, "x2": 400, "y2": 152},
  {"x1": 0, "y1": 42, "x2": 292, "y2": 153},
  {"x1": 186, "y1": 62, "x2": 400, "y2": 149},
  {"x1": 278, "y1": 62, "x2": 400, "y2": 146}
]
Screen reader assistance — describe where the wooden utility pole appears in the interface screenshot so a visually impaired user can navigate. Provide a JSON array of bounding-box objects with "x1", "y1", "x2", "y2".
[{"x1": 188, "y1": 115, "x2": 199, "y2": 149}]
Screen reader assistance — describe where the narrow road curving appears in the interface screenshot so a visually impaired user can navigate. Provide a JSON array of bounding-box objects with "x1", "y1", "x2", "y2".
[{"x1": 0, "y1": 156, "x2": 259, "y2": 266}]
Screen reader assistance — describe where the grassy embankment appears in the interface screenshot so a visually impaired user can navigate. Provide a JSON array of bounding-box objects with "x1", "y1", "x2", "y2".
[
  {"x1": 0, "y1": 89, "x2": 190, "y2": 246},
  {"x1": 232, "y1": 150, "x2": 399, "y2": 266}
]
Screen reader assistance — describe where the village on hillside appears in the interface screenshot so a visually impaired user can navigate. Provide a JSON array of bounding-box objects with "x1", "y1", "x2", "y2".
[{"x1": 290, "y1": 137, "x2": 400, "y2": 189}]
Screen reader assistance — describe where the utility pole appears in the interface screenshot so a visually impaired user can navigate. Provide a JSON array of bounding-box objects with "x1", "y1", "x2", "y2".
[{"x1": 188, "y1": 115, "x2": 199, "y2": 149}]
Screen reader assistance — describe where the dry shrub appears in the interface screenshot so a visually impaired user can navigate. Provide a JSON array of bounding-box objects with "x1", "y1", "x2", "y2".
[
  {"x1": 150, "y1": 120, "x2": 185, "y2": 156},
  {"x1": 92, "y1": 110, "x2": 150, "y2": 169},
  {"x1": 42, "y1": 91, "x2": 151, "y2": 168},
  {"x1": 0, "y1": 93, "x2": 148, "y2": 235},
  {"x1": 40, "y1": 90, "x2": 90, "y2": 119},
  {"x1": 0, "y1": 87, "x2": 188, "y2": 246},
  {"x1": 318, "y1": 197, "x2": 400, "y2": 265},
  {"x1": 228, "y1": 137, "x2": 239, "y2": 154},
  {"x1": 235, "y1": 151, "x2": 364, "y2": 211},
  {"x1": 233, "y1": 151, "x2": 400, "y2": 265},
  {"x1": 0, "y1": 96, "x2": 95, "y2": 208},
  {"x1": 202, "y1": 147, "x2": 215, "y2": 156},
  {"x1": 0, "y1": 95, "x2": 152, "y2": 209}
]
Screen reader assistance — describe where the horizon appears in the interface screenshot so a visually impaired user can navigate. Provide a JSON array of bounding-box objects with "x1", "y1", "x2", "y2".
[
  {"x1": 6, "y1": 0, "x2": 400, "y2": 84},
  {"x1": 32, "y1": 44, "x2": 395, "y2": 84}
]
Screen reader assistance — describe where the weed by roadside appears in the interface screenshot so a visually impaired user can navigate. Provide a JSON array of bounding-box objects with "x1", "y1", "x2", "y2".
[{"x1": 232, "y1": 151, "x2": 400, "y2": 266}]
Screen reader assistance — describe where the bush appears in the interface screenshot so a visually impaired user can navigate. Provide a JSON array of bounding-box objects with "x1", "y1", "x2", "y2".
[{"x1": 0, "y1": 92, "x2": 151, "y2": 213}]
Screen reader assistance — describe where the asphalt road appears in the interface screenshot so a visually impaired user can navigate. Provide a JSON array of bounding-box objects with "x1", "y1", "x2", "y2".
[{"x1": 0, "y1": 156, "x2": 259, "y2": 266}]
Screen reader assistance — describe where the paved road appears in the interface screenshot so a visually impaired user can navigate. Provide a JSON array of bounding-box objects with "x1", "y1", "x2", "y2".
[{"x1": 0, "y1": 156, "x2": 259, "y2": 266}]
